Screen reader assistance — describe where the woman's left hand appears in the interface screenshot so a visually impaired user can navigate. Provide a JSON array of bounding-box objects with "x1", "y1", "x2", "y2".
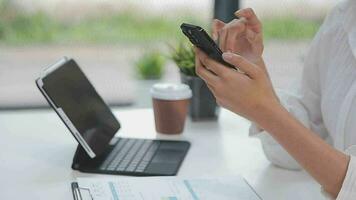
[{"x1": 195, "y1": 48, "x2": 280, "y2": 122}]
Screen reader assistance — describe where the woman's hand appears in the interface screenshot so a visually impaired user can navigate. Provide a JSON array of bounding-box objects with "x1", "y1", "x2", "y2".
[
  {"x1": 212, "y1": 8, "x2": 264, "y2": 65},
  {"x1": 196, "y1": 48, "x2": 350, "y2": 198},
  {"x1": 196, "y1": 47, "x2": 350, "y2": 198},
  {"x1": 195, "y1": 48, "x2": 279, "y2": 122}
]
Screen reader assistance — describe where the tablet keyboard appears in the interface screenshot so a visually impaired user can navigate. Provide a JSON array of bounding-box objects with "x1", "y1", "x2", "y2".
[{"x1": 99, "y1": 138, "x2": 160, "y2": 173}]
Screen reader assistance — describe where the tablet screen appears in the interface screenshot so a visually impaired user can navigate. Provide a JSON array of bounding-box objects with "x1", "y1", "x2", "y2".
[{"x1": 41, "y1": 59, "x2": 120, "y2": 156}]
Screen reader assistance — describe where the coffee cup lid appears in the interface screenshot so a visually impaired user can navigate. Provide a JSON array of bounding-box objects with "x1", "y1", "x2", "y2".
[{"x1": 150, "y1": 83, "x2": 192, "y2": 100}]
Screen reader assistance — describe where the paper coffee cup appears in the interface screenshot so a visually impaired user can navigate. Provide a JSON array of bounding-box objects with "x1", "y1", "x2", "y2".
[{"x1": 150, "y1": 83, "x2": 192, "y2": 134}]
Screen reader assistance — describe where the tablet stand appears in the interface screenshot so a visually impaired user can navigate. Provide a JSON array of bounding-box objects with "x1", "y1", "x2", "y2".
[{"x1": 71, "y1": 145, "x2": 91, "y2": 170}]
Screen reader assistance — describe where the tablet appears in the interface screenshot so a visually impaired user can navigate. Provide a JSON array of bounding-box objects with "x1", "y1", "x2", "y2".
[{"x1": 36, "y1": 58, "x2": 120, "y2": 158}]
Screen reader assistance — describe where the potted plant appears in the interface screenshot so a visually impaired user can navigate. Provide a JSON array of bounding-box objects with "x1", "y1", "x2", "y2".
[
  {"x1": 170, "y1": 42, "x2": 218, "y2": 121},
  {"x1": 134, "y1": 51, "x2": 166, "y2": 107},
  {"x1": 135, "y1": 51, "x2": 165, "y2": 80}
]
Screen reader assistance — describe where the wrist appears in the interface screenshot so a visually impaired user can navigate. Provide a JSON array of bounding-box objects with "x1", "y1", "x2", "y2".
[{"x1": 252, "y1": 100, "x2": 288, "y2": 131}]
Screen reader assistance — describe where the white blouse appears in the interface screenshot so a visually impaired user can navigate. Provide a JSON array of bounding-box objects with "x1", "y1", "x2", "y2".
[{"x1": 249, "y1": 0, "x2": 356, "y2": 199}]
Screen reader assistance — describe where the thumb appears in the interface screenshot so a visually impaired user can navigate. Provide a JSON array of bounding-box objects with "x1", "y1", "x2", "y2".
[{"x1": 212, "y1": 19, "x2": 225, "y2": 41}]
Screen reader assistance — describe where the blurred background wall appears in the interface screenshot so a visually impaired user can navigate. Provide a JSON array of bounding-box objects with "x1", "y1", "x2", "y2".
[{"x1": 0, "y1": 0, "x2": 340, "y2": 109}]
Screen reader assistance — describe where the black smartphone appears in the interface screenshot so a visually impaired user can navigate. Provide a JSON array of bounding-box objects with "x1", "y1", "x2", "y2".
[{"x1": 180, "y1": 23, "x2": 235, "y2": 69}]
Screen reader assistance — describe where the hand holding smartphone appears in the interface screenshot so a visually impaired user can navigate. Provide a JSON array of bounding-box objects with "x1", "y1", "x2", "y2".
[{"x1": 180, "y1": 23, "x2": 236, "y2": 69}]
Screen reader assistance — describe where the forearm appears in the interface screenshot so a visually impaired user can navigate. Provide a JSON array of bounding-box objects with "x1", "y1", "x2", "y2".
[
  {"x1": 196, "y1": 42, "x2": 349, "y2": 198},
  {"x1": 255, "y1": 103, "x2": 350, "y2": 198}
]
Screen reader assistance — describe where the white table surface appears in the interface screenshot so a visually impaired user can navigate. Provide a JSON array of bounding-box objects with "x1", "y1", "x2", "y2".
[{"x1": 0, "y1": 108, "x2": 324, "y2": 200}]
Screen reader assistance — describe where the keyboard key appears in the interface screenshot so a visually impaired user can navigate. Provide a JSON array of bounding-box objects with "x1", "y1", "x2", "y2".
[
  {"x1": 107, "y1": 139, "x2": 135, "y2": 170},
  {"x1": 135, "y1": 168, "x2": 145, "y2": 173},
  {"x1": 134, "y1": 141, "x2": 160, "y2": 171},
  {"x1": 126, "y1": 140, "x2": 153, "y2": 171},
  {"x1": 99, "y1": 138, "x2": 161, "y2": 174},
  {"x1": 115, "y1": 140, "x2": 144, "y2": 170},
  {"x1": 99, "y1": 138, "x2": 127, "y2": 170},
  {"x1": 142, "y1": 142, "x2": 160, "y2": 162}
]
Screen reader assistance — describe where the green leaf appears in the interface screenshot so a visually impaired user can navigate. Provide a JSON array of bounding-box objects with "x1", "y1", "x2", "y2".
[
  {"x1": 168, "y1": 41, "x2": 196, "y2": 76},
  {"x1": 135, "y1": 51, "x2": 165, "y2": 80}
]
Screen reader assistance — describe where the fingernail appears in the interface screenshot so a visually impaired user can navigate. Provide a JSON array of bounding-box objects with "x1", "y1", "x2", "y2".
[
  {"x1": 212, "y1": 33, "x2": 217, "y2": 41},
  {"x1": 239, "y1": 17, "x2": 247, "y2": 23},
  {"x1": 222, "y1": 52, "x2": 233, "y2": 60}
]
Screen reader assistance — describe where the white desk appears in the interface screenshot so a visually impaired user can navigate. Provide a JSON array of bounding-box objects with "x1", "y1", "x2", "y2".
[{"x1": 0, "y1": 108, "x2": 324, "y2": 200}]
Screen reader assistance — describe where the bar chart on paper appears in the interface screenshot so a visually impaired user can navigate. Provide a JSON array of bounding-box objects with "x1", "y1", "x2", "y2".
[{"x1": 75, "y1": 176, "x2": 261, "y2": 200}]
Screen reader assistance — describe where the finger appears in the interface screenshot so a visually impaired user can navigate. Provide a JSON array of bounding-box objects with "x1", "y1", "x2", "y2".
[
  {"x1": 195, "y1": 48, "x2": 219, "y2": 84},
  {"x1": 225, "y1": 19, "x2": 246, "y2": 52},
  {"x1": 218, "y1": 27, "x2": 228, "y2": 51},
  {"x1": 206, "y1": 82, "x2": 217, "y2": 93},
  {"x1": 222, "y1": 52, "x2": 259, "y2": 78},
  {"x1": 234, "y1": 8, "x2": 262, "y2": 33},
  {"x1": 196, "y1": 48, "x2": 227, "y2": 77},
  {"x1": 246, "y1": 28, "x2": 263, "y2": 48},
  {"x1": 246, "y1": 28, "x2": 256, "y2": 43},
  {"x1": 211, "y1": 19, "x2": 225, "y2": 41}
]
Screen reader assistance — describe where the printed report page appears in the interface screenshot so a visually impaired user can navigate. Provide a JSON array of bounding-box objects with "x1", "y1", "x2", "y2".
[{"x1": 76, "y1": 176, "x2": 260, "y2": 200}]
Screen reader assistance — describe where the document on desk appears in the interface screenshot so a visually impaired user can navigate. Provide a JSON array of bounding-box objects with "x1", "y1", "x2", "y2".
[{"x1": 73, "y1": 176, "x2": 261, "y2": 200}]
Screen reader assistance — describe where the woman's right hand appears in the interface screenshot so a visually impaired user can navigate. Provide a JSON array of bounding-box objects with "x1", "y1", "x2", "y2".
[{"x1": 212, "y1": 8, "x2": 264, "y2": 65}]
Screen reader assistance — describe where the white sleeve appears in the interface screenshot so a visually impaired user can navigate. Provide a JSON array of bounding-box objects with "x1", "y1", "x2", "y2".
[
  {"x1": 249, "y1": 17, "x2": 330, "y2": 170},
  {"x1": 336, "y1": 156, "x2": 356, "y2": 200}
]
